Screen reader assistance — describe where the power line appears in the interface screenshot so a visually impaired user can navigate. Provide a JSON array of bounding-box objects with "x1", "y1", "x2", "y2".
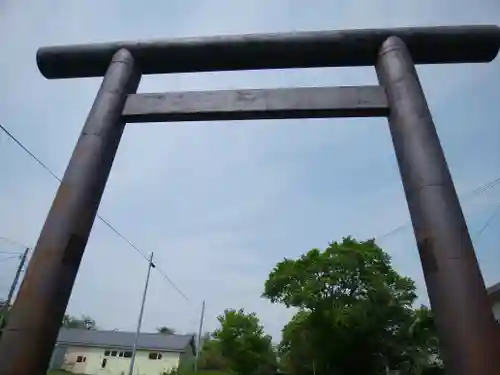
[
  {"x1": 0, "y1": 251, "x2": 24, "y2": 256},
  {"x1": 0, "y1": 124, "x2": 61, "y2": 182},
  {"x1": 376, "y1": 176, "x2": 500, "y2": 242},
  {"x1": 474, "y1": 204, "x2": 500, "y2": 243},
  {"x1": 464, "y1": 177, "x2": 500, "y2": 199},
  {"x1": 0, "y1": 235, "x2": 30, "y2": 250},
  {"x1": 1, "y1": 120, "x2": 150, "y2": 263},
  {"x1": 4, "y1": 122, "x2": 499, "y2": 303},
  {"x1": 155, "y1": 265, "x2": 191, "y2": 302},
  {"x1": 376, "y1": 223, "x2": 408, "y2": 242},
  {"x1": 96, "y1": 216, "x2": 150, "y2": 263},
  {"x1": 97, "y1": 216, "x2": 191, "y2": 302},
  {"x1": 0, "y1": 255, "x2": 22, "y2": 264},
  {"x1": 1, "y1": 123, "x2": 191, "y2": 303}
]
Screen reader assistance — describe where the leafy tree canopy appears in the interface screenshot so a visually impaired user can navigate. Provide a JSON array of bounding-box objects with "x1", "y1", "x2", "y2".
[
  {"x1": 62, "y1": 314, "x2": 97, "y2": 330},
  {"x1": 197, "y1": 334, "x2": 229, "y2": 372},
  {"x1": 213, "y1": 308, "x2": 277, "y2": 375},
  {"x1": 263, "y1": 237, "x2": 441, "y2": 375},
  {"x1": 157, "y1": 326, "x2": 176, "y2": 334}
]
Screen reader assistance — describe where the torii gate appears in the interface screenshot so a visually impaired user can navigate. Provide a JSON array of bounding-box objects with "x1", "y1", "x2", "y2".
[{"x1": 0, "y1": 25, "x2": 499, "y2": 375}]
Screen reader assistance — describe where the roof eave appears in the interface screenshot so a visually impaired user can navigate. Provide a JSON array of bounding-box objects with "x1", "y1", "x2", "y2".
[{"x1": 56, "y1": 342, "x2": 186, "y2": 353}]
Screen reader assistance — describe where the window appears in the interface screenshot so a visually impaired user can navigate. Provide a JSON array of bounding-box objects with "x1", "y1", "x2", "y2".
[
  {"x1": 149, "y1": 352, "x2": 158, "y2": 360},
  {"x1": 101, "y1": 358, "x2": 107, "y2": 368},
  {"x1": 76, "y1": 356, "x2": 86, "y2": 363},
  {"x1": 104, "y1": 350, "x2": 110, "y2": 356},
  {"x1": 148, "y1": 352, "x2": 163, "y2": 360},
  {"x1": 119, "y1": 351, "x2": 124, "y2": 357},
  {"x1": 111, "y1": 350, "x2": 118, "y2": 357},
  {"x1": 124, "y1": 351, "x2": 132, "y2": 358}
]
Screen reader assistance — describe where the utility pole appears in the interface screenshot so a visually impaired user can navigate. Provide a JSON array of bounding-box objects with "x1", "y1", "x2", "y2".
[
  {"x1": 128, "y1": 253, "x2": 154, "y2": 375},
  {"x1": 0, "y1": 248, "x2": 29, "y2": 335},
  {"x1": 194, "y1": 300, "x2": 205, "y2": 372}
]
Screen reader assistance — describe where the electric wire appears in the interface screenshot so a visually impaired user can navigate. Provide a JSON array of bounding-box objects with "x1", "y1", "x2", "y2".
[
  {"x1": 0, "y1": 235, "x2": 30, "y2": 250},
  {"x1": 0, "y1": 250, "x2": 24, "y2": 256},
  {"x1": 1, "y1": 123, "x2": 191, "y2": 303},
  {"x1": 0, "y1": 255, "x2": 21, "y2": 264},
  {"x1": 376, "y1": 176, "x2": 500, "y2": 242},
  {"x1": 3, "y1": 122, "x2": 500, "y2": 303},
  {"x1": 474, "y1": 205, "x2": 500, "y2": 243}
]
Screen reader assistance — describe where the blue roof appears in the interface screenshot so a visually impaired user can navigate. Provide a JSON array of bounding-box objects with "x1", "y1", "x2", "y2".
[
  {"x1": 57, "y1": 328, "x2": 195, "y2": 353},
  {"x1": 487, "y1": 281, "x2": 500, "y2": 300}
]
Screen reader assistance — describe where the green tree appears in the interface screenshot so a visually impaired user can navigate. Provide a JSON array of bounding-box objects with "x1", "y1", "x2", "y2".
[
  {"x1": 278, "y1": 310, "x2": 316, "y2": 375},
  {"x1": 157, "y1": 326, "x2": 176, "y2": 334},
  {"x1": 197, "y1": 334, "x2": 229, "y2": 372},
  {"x1": 62, "y1": 314, "x2": 97, "y2": 330},
  {"x1": 0, "y1": 302, "x2": 10, "y2": 339},
  {"x1": 213, "y1": 308, "x2": 277, "y2": 375},
  {"x1": 395, "y1": 306, "x2": 443, "y2": 375},
  {"x1": 263, "y1": 237, "x2": 434, "y2": 375}
]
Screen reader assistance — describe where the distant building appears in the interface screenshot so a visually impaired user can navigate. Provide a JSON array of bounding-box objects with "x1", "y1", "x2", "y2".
[
  {"x1": 50, "y1": 328, "x2": 196, "y2": 375},
  {"x1": 487, "y1": 281, "x2": 500, "y2": 323}
]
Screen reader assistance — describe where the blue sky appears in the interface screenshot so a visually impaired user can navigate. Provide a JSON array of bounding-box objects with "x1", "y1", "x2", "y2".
[{"x1": 1, "y1": 0, "x2": 500, "y2": 340}]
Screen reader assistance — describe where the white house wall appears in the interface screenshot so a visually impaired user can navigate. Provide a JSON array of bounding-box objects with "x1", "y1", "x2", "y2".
[
  {"x1": 62, "y1": 345, "x2": 181, "y2": 375},
  {"x1": 63, "y1": 346, "x2": 102, "y2": 374},
  {"x1": 492, "y1": 300, "x2": 500, "y2": 323}
]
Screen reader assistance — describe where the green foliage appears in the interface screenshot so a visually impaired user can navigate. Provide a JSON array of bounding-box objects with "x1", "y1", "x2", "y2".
[
  {"x1": 264, "y1": 237, "x2": 416, "y2": 310},
  {"x1": 394, "y1": 306, "x2": 443, "y2": 374},
  {"x1": 169, "y1": 330, "x2": 234, "y2": 375},
  {"x1": 0, "y1": 310, "x2": 7, "y2": 332},
  {"x1": 213, "y1": 309, "x2": 277, "y2": 375},
  {"x1": 62, "y1": 314, "x2": 97, "y2": 330},
  {"x1": 278, "y1": 310, "x2": 315, "y2": 375},
  {"x1": 56, "y1": 235, "x2": 444, "y2": 375},
  {"x1": 197, "y1": 335, "x2": 229, "y2": 372},
  {"x1": 0, "y1": 303, "x2": 10, "y2": 337},
  {"x1": 263, "y1": 236, "x2": 440, "y2": 375},
  {"x1": 157, "y1": 326, "x2": 176, "y2": 334}
]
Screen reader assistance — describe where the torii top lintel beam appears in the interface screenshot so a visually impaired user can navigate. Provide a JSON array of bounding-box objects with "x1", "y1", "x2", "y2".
[{"x1": 37, "y1": 25, "x2": 500, "y2": 79}]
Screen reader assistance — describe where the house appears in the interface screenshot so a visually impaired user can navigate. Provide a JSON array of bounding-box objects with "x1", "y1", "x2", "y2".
[
  {"x1": 50, "y1": 328, "x2": 196, "y2": 375},
  {"x1": 487, "y1": 281, "x2": 500, "y2": 323}
]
